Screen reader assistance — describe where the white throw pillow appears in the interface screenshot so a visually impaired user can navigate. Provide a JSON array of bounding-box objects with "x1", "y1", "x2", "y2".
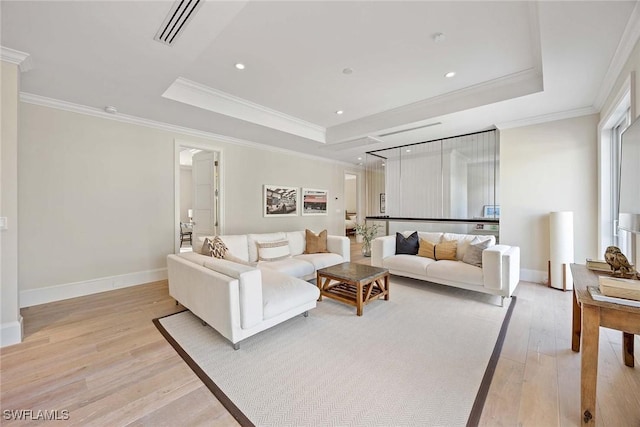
[{"x1": 257, "y1": 240, "x2": 291, "y2": 261}]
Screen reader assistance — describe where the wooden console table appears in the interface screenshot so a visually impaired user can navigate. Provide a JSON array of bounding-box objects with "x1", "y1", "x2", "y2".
[{"x1": 570, "y1": 263, "x2": 640, "y2": 425}]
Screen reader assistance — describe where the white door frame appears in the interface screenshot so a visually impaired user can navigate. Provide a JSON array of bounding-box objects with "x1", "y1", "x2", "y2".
[
  {"x1": 174, "y1": 139, "x2": 224, "y2": 254},
  {"x1": 344, "y1": 168, "x2": 364, "y2": 236}
]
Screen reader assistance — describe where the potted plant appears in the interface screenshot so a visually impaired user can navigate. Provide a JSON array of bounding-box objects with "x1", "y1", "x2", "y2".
[{"x1": 355, "y1": 222, "x2": 383, "y2": 257}]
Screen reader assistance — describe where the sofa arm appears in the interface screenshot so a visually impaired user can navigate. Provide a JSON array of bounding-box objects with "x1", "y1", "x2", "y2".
[
  {"x1": 371, "y1": 235, "x2": 396, "y2": 268},
  {"x1": 327, "y1": 235, "x2": 350, "y2": 262},
  {"x1": 202, "y1": 258, "x2": 263, "y2": 330},
  {"x1": 167, "y1": 254, "x2": 241, "y2": 342},
  {"x1": 482, "y1": 245, "x2": 520, "y2": 296}
]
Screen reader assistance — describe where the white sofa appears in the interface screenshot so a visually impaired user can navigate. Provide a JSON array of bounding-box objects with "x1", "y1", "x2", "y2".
[
  {"x1": 167, "y1": 231, "x2": 350, "y2": 349},
  {"x1": 371, "y1": 231, "x2": 520, "y2": 304}
]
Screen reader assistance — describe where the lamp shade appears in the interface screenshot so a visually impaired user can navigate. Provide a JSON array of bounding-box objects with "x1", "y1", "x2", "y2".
[
  {"x1": 187, "y1": 209, "x2": 193, "y2": 219},
  {"x1": 550, "y1": 211, "x2": 574, "y2": 290}
]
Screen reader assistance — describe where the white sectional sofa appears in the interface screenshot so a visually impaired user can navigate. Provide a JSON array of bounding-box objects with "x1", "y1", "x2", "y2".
[
  {"x1": 371, "y1": 231, "x2": 520, "y2": 304},
  {"x1": 167, "y1": 231, "x2": 350, "y2": 349}
]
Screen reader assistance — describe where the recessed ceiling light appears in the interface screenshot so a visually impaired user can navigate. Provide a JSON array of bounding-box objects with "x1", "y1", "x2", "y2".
[
  {"x1": 342, "y1": 68, "x2": 354, "y2": 75},
  {"x1": 445, "y1": 71, "x2": 456, "y2": 78},
  {"x1": 235, "y1": 63, "x2": 245, "y2": 70},
  {"x1": 357, "y1": 157, "x2": 362, "y2": 160},
  {"x1": 336, "y1": 110, "x2": 344, "y2": 115},
  {"x1": 433, "y1": 33, "x2": 446, "y2": 43},
  {"x1": 406, "y1": 149, "x2": 411, "y2": 153},
  {"x1": 104, "y1": 106, "x2": 118, "y2": 114}
]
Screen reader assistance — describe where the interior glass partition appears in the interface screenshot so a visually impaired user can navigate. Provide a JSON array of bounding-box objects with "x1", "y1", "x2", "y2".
[{"x1": 365, "y1": 129, "x2": 500, "y2": 238}]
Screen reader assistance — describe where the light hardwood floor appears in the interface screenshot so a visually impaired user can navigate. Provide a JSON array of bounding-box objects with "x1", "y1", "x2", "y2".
[{"x1": 1, "y1": 241, "x2": 639, "y2": 426}]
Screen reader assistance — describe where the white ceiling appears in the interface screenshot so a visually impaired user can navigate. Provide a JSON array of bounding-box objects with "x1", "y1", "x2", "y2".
[{"x1": 2, "y1": 1, "x2": 639, "y2": 165}]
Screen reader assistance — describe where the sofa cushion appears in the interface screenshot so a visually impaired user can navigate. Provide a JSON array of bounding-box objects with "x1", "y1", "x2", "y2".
[
  {"x1": 285, "y1": 231, "x2": 306, "y2": 256},
  {"x1": 218, "y1": 234, "x2": 250, "y2": 261},
  {"x1": 294, "y1": 253, "x2": 343, "y2": 270},
  {"x1": 248, "y1": 233, "x2": 287, "y2": 262},
  {"x1": 443, "y1": 233, "x2": 495, "y2": 260},
  {"x1": 223, "y1": 252, "x2": 256, "y2": 267},
  {"x1": 260, "y1": 269, "x2": 320, "y2": 320},
  {"x1": 427, "y1": 260, "x2": 484, "y2": 286},
  {"x1": 258, "y1": 257, "x2": 315, "y2": 278},
  {"x1": 305, "y1": 229, "x2": 328, "y2": 254},
  {"x1": 383, "y1": 254, "x2": 435, "y2": 277},
  {"x1": 257, "y1": 240, "x2": 291, "y2": 261},
  {"x1": 462, "y1": 238, "x2": 493, "y2": 267},
  {"x1": 396, "y1": 231, "x2": 419, "y2": 255},
  {"x1": 418, "y1": 238, "x2": 457, "y2": 261},
  {"x1": 417, "y1": 232, "x2": 443, "y2": 244}
]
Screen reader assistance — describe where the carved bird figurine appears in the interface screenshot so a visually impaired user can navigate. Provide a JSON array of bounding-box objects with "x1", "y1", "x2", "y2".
[{"x1": 604, "y1": 246, "x2": 634, "y2": 277}]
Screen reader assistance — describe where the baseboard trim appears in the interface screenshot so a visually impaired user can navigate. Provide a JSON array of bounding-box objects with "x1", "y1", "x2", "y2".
[
  {"x1": 20, "y1": 268, "x2": 168, "y2": 308},
  {"x1": 520, "y1": 268, "x2": 546, "y2": 284},
  {"x1": 0, "y1": 317, "x2": 23, "y2": 348}
]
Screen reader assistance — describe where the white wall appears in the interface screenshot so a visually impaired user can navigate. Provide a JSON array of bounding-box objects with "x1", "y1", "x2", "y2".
[
  {"x1": 17, "y1": 102, "x2": 354, "y2": 306},
  {"x1": 1, "y1": 61, "x2": 22, "y2": 346},
  {"x1": 500, "y1": 114, "x2": 599, "y2": 282}
]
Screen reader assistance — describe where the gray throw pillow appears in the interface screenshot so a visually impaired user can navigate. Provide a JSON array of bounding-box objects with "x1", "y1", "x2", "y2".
[
  {"x1": 462, "y1": 239, "x2": 492, "y2": 267},
  {"x1": 396, "y1": 231, "x2": 419, "y2": 255}
]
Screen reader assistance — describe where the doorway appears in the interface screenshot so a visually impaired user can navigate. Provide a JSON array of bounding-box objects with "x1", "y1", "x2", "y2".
[
  {"x1": 174, "y1": 141, "x2": 222, "y2": 254},
  {"x1": 344, "y1": 173, "x2": 358, "y2": 239}
]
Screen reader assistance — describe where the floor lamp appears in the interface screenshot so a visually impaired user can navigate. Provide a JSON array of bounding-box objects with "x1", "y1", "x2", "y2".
[{"x1": 549, "y1": 211, "x2": 574, "y2": 291}]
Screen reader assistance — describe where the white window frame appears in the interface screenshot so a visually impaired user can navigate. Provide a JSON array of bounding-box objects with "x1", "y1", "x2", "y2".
[{"x1": 597, "y1": 72, "x2": 635, "y2": 256}]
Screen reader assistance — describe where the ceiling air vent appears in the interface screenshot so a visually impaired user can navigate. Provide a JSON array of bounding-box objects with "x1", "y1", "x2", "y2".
[
  {"x1": 377, "y1": 122, "x2": 441, "y2": 137},
  {"x1": 154, "y1": 0, "x2": 203, "y2": 46}
]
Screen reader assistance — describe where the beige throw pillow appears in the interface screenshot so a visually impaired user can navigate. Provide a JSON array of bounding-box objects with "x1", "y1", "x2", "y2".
[
  {"x1": 418, "y1": 238, "x2": 436, "y2": 259},
  {"x1": 418, "y1": 238, "x2": 457, "y2": 261},
  {"x1": 435, "y1": 239, "x2": 458, "y2": 261},
  {"x1": 304, "y1": 229, "x2": 328, "y2": 254}
]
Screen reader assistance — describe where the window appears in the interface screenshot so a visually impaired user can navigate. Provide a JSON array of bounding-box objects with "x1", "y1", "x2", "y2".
[
  {"x1": 612, "y1": 110, "x2": 631, "y2": 253},
  {"x1": 598, "y1": 74, "x2": 632, "y2": 258}
]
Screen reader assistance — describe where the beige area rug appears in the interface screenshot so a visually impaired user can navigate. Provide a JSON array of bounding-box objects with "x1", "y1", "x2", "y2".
[{"x1": 154, "y1": 276, "x2": 516, "y2": 427}]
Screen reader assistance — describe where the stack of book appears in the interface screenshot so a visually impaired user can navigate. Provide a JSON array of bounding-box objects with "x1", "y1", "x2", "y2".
[
  {"x1": 585, "y1": 258, "x2": 613, "y2": 272},
  {"x1": 588, "y1": 275, "x2": 640, "y2": 308}
]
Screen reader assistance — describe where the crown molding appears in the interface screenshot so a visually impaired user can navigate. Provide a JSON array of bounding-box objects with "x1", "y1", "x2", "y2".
[
  {"x1": 593, "y1": 1, "x2": 640, "y2": 111},
  {"x1": 162, "y1": 77, "x2": 326, "y2": 143},
  {"x1": 496, "y1": 106, "x2": 597, "y2": 130},
  {"x1": 18, "y1": 92, "x2": 353, "y2": 166},
  {"x1": 0, "y1": 46, "x2": 33, "y2": 72}
]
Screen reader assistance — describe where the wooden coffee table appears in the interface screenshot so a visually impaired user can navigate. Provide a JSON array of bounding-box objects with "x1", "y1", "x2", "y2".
[{"x1": 316, "y1": 262, "x2": 390, "y2": 316}]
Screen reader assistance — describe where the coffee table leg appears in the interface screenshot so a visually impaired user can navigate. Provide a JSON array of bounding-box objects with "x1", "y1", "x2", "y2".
[
  {"x1": 317, "y1": 273, "x2": 323, "y2": 301},
  {"x1": 384, "y1": 274, "x2": 389, "y2": 300},
  {"x1": 357, "y1": 282, "x2": 363, "y2": 316}
]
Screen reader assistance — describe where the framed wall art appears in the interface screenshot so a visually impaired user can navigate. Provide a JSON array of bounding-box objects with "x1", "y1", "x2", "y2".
[
  {"x1": 482, "y1": 205, "x2": 500, "y2": 218},
  {"x1": 263, "y1": 185, "x2": 299, "y2": 217},
  {"x1": 302, "y1": 188, "x2": 328, "y2": 216}
]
